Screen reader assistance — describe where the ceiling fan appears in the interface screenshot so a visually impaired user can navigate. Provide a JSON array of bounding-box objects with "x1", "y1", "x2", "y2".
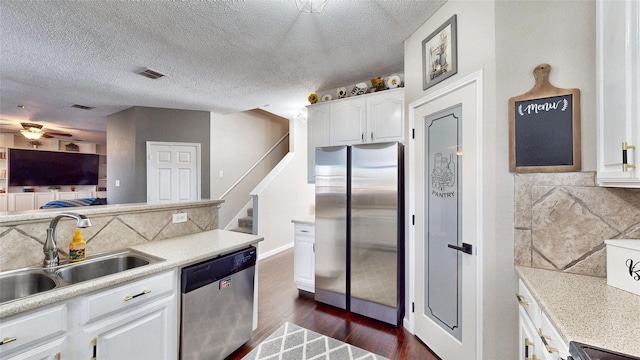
[{"x1": 19, "y1": 122, "x2": 72, "y2": 140}]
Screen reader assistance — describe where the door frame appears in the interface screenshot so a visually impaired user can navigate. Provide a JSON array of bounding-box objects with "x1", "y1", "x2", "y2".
[{"x1": 406, "y1": 70, "x2": 484, "y2": 358}]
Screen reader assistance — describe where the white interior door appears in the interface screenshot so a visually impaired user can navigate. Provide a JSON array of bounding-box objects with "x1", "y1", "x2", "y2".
[
  {"x1": 410, "y1": 72, "x2": 482, "y2": 359},
  {"x1": 147, "y1": 142, "x2": 201, "y2": 203}
]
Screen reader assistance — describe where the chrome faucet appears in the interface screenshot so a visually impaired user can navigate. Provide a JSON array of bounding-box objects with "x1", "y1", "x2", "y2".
[{"x1": 43, "y1": 212, "x2": 92, "y2": 268}]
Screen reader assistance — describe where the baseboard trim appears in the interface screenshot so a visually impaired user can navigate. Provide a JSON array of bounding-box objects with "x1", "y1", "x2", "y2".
[{"x1": 258, "y1": 242, "x2": 294, "y2": 260}]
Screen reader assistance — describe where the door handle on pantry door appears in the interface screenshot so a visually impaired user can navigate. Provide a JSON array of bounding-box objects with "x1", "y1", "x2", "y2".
[{"x1": 447, "y1": 242, "x2": 473, "y2": 255}]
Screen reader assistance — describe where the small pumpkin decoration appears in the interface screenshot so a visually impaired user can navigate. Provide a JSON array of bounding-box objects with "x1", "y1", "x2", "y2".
[{"x1": 308, "y1": 93, "x2": 319, "y2": 104}]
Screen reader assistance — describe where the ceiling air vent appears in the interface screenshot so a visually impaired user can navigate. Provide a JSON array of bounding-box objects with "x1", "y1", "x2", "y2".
[
  {"x1": 70, "y1": 104, "x2": 94, "y2": 110},
  {"x1": 139, "y1": 68, "x2": 166, "y2": 80}
]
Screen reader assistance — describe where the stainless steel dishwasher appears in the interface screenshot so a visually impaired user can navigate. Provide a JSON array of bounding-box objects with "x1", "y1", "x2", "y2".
[{"x1": 179, "y1": 246, "x2": 257, "y2": 360}]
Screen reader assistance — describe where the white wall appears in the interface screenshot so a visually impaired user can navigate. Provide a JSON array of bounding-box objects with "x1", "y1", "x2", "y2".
[
  {"x1": 210, "y1": 109, "x2": 290, "y2": 225},
  {"x1": 252, "y1": 115, "x2": 315, "y2": 257},
  {"x1": 404, "y1": 1, "x2": 596, "y2": 358},
  {"x1": 404, "y1": 1, "x2": 505, "y2": 358}
]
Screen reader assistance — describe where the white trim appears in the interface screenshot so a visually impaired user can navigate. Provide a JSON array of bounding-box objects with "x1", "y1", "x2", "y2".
[{"x1": 407, "y1": 69, "x2": 484, "y2": 359}]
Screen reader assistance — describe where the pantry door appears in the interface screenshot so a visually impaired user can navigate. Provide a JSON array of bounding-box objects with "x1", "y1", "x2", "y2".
[
  {"x1": 410, "y1": 71, "x2": 482, "y2": 359},
  {"x1": 147, "y1": 141, "x2": 201, "y2": 203}
]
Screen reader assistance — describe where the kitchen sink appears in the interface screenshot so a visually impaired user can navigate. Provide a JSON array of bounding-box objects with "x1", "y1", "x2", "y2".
[
  {"x1": 0, "y1": 270, "x2": 59, "y2": 304},
  {"x1": 0, "y1": 249, "x2": 164, "y2": 305},
  {"x1": 55, "y1": 251, "x2": 159, "y2": 283}
]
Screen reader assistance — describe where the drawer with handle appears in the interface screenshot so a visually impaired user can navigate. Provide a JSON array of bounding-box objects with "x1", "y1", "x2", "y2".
[
  {"x1": 539, "y1": 311, "x2": 569, "y2": 360},
  {"x1": 295, "y1": 224, "x2": 315, "y2": 237},
  {"x1": 0, "y1": 304, "x2": 66, "y2": 356},
  {"x1": 517, "y1": 279, "x2": 541, "y2": 327},
  {"x1": 82, "y1": 270, "x2": 175, "y2": 323}
]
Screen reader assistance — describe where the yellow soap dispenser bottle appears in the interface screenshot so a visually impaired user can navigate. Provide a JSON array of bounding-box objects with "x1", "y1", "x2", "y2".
[{"x1": 69, "y1": 229, "x2": 86, "y2": 262}]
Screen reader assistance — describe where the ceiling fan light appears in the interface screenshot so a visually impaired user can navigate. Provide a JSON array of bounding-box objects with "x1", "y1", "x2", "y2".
[
  {"x1": 295, "y1": 0, "x2": 328, "y2": 13},
  {"x1": 21, "y1": 128, "x2": 44, "y2": 140}
]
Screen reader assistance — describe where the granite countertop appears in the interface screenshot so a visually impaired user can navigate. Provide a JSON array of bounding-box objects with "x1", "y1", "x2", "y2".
[
  {"x1": 516, "y1": 266, "x2": 640, "y2": 357},
  {"x1": 291, "y1": 216, "x2": 315, "y2": 225},
  {"x1": 0, "y1": 229, "x2": 263, "y2": 319}
]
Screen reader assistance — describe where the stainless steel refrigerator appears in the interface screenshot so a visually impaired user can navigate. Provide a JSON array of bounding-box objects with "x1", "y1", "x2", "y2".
[{"x1": 314, "y1": 142, "x2": 404, "y2": 326}]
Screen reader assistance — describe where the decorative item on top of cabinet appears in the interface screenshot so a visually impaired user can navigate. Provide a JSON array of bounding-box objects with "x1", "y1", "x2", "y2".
[
  {"x1": 509, "y1": 64, "x2": 581, "y2": 173},
  {"x1": 596, "y1": 0, "x2": 640, "y2": 187},
  {"x1": 306, "y1": 88, "x2": 404, "y2": 183}
]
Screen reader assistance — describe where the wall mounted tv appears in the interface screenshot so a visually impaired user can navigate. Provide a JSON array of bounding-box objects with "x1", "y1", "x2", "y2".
[{"x1": 9, "y1": 148, "x2": 99, "y2": 186}]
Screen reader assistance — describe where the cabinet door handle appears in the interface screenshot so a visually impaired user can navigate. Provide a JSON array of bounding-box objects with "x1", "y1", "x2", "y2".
[
  {"x1": 300, "y1": 230, "x2": 309, "y2": 233},
  {"x1": 516, "y1": 293, "x2": 529, "y2": 306},
  {"x1": 371, "y1": 131, "x2": 374, "y2": 141},
  {"x1": 622, "y1": 142, "x2": 636, "y2": 172},
  {"x1": 525, "y1": 337, "x2": 534, "y2": 359},
  {"x1": 91, "y1": 338, "x2": 97, "y2": 360},
  {"x1": 0, "y1": 337, "x2": 17, "y2": 346},
  {"x1": 124, "y1": 289, "x2": 151, "y2": 301},
  {"x1": 538, "y1": 331, "x2": 559, "y2": 353},
  {"x1": 361, "y1": 132, "x2": 364, "y2": 142}
]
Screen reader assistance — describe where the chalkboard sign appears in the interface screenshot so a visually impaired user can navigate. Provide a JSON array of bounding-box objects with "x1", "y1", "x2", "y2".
[{"x1": 509, "y1": 64, "x2": 581, "y2": 172}]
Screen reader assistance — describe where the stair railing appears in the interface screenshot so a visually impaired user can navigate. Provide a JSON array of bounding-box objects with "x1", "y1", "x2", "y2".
[{"x1": 219, "y1": 132, "x2": 289, "y2": 200}]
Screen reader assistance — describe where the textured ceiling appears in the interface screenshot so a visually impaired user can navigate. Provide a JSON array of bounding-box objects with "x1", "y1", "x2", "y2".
[{"x1": 0, "y1": 1, "x2": 445, "y2": 144}]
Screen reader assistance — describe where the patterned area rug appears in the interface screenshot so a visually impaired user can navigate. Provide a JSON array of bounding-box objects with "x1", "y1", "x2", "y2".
[{"x1": 241, "y1": 322, "x2": 389, "y2": 360}]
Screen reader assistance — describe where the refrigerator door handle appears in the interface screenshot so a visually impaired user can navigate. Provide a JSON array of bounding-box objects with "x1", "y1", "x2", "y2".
[{"x1": 447, "y1": 242, "x2": 473, "y2": 255}]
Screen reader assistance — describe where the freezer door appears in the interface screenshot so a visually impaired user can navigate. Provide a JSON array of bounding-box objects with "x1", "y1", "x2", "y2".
[
  {"x1": 314, "y1": 145, "x2": 348, "y2": 310},
  {"x1": 350, "y1": 142, "x2": 403, "y2": 325}
]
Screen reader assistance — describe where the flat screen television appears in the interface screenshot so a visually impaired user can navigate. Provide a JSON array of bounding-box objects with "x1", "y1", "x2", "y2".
[{"x1": 9, "y1": 148, "x2": 99, "y2": 186}]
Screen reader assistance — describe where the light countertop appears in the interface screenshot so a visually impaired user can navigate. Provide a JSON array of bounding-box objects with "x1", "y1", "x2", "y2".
[
  {"x1": 291, "y1": 217, "x2": 315, "y2": 225},
  {"x1": 0, "y1": 229, "x2": 263, "y2": 319},
  {"x1": 516, "y1": 266, "x2": 640, "y2": 357}
]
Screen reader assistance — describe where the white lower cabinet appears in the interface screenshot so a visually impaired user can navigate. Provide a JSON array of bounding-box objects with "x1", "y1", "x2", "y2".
[
  {"x1": 5, "y1": 337, "x2": 65, "y2": 360},
  {"x1": 0, "y1": 305, "x2": 66, "y2": 360},
  {"x1": 293, "y1": 223, "x2": 315, "y2": 292},
  {"x1": 79, "y1": 294, "x2": 176, "y2": 360},
  {"x1": 517, "y1": 279, "x2": 569, "y2": 360},
  {"x1": 0, "y1": 270, "x2": 178, "y2": 360}
]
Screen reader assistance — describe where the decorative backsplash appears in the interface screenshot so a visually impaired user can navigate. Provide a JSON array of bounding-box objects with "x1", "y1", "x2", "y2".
[
  {"x1": 0, "y1": 203, "x2": 220, "y2": 271},
  {"x1": 515, "y1": 171, "x2": 640, "y2": 277}
]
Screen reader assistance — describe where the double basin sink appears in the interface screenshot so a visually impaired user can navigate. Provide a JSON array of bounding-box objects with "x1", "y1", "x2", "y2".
[{"x1": 0, "y1": 249, "x2": 164, "y2": 305}]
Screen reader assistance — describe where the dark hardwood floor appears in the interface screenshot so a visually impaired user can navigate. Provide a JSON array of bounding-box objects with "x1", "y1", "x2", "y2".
[{"x1": 226, "y1": 248, "x2": 440, "y2": 360}]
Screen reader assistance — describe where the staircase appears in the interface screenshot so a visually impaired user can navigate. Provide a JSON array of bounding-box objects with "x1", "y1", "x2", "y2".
[{"x1": 230, "y1": 208, "x2": 253, "y2": 234}]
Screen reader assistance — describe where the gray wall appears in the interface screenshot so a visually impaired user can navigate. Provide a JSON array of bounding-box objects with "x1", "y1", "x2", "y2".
[{"x1": 107, "y1": 106, "x2": 211, "y2": 204}]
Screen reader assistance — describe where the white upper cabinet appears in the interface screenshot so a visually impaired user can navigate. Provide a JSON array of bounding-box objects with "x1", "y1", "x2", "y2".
[
  {"x1": 330, "y1": 97, "x2": 367, "y2": 145},
  {"x1": 596, "y1": 0, "x2": 640, "y2": 187},
  {"x1": 307, "y1": 104, "x2": 331, "y2": 183},
  {"x1": 367, "y1": 90, "x2": 405, "y2": 143},
  {"x1": 306, "y1": 88, "x2": 405, "y2": 183}
]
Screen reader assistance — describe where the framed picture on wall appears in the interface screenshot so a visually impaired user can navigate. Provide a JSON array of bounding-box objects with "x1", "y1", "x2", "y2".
[{"x1": 422, "y1": 14, "x2": 458, "y2": 90}]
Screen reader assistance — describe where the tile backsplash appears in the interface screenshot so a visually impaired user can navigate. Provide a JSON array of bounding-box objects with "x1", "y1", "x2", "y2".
[
  {"x1": 0, "y1": 203, "x2": 220, "y2": 271},
  {"x1": 515, "y1": 171, "x2": 640, "y2": 277}
]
